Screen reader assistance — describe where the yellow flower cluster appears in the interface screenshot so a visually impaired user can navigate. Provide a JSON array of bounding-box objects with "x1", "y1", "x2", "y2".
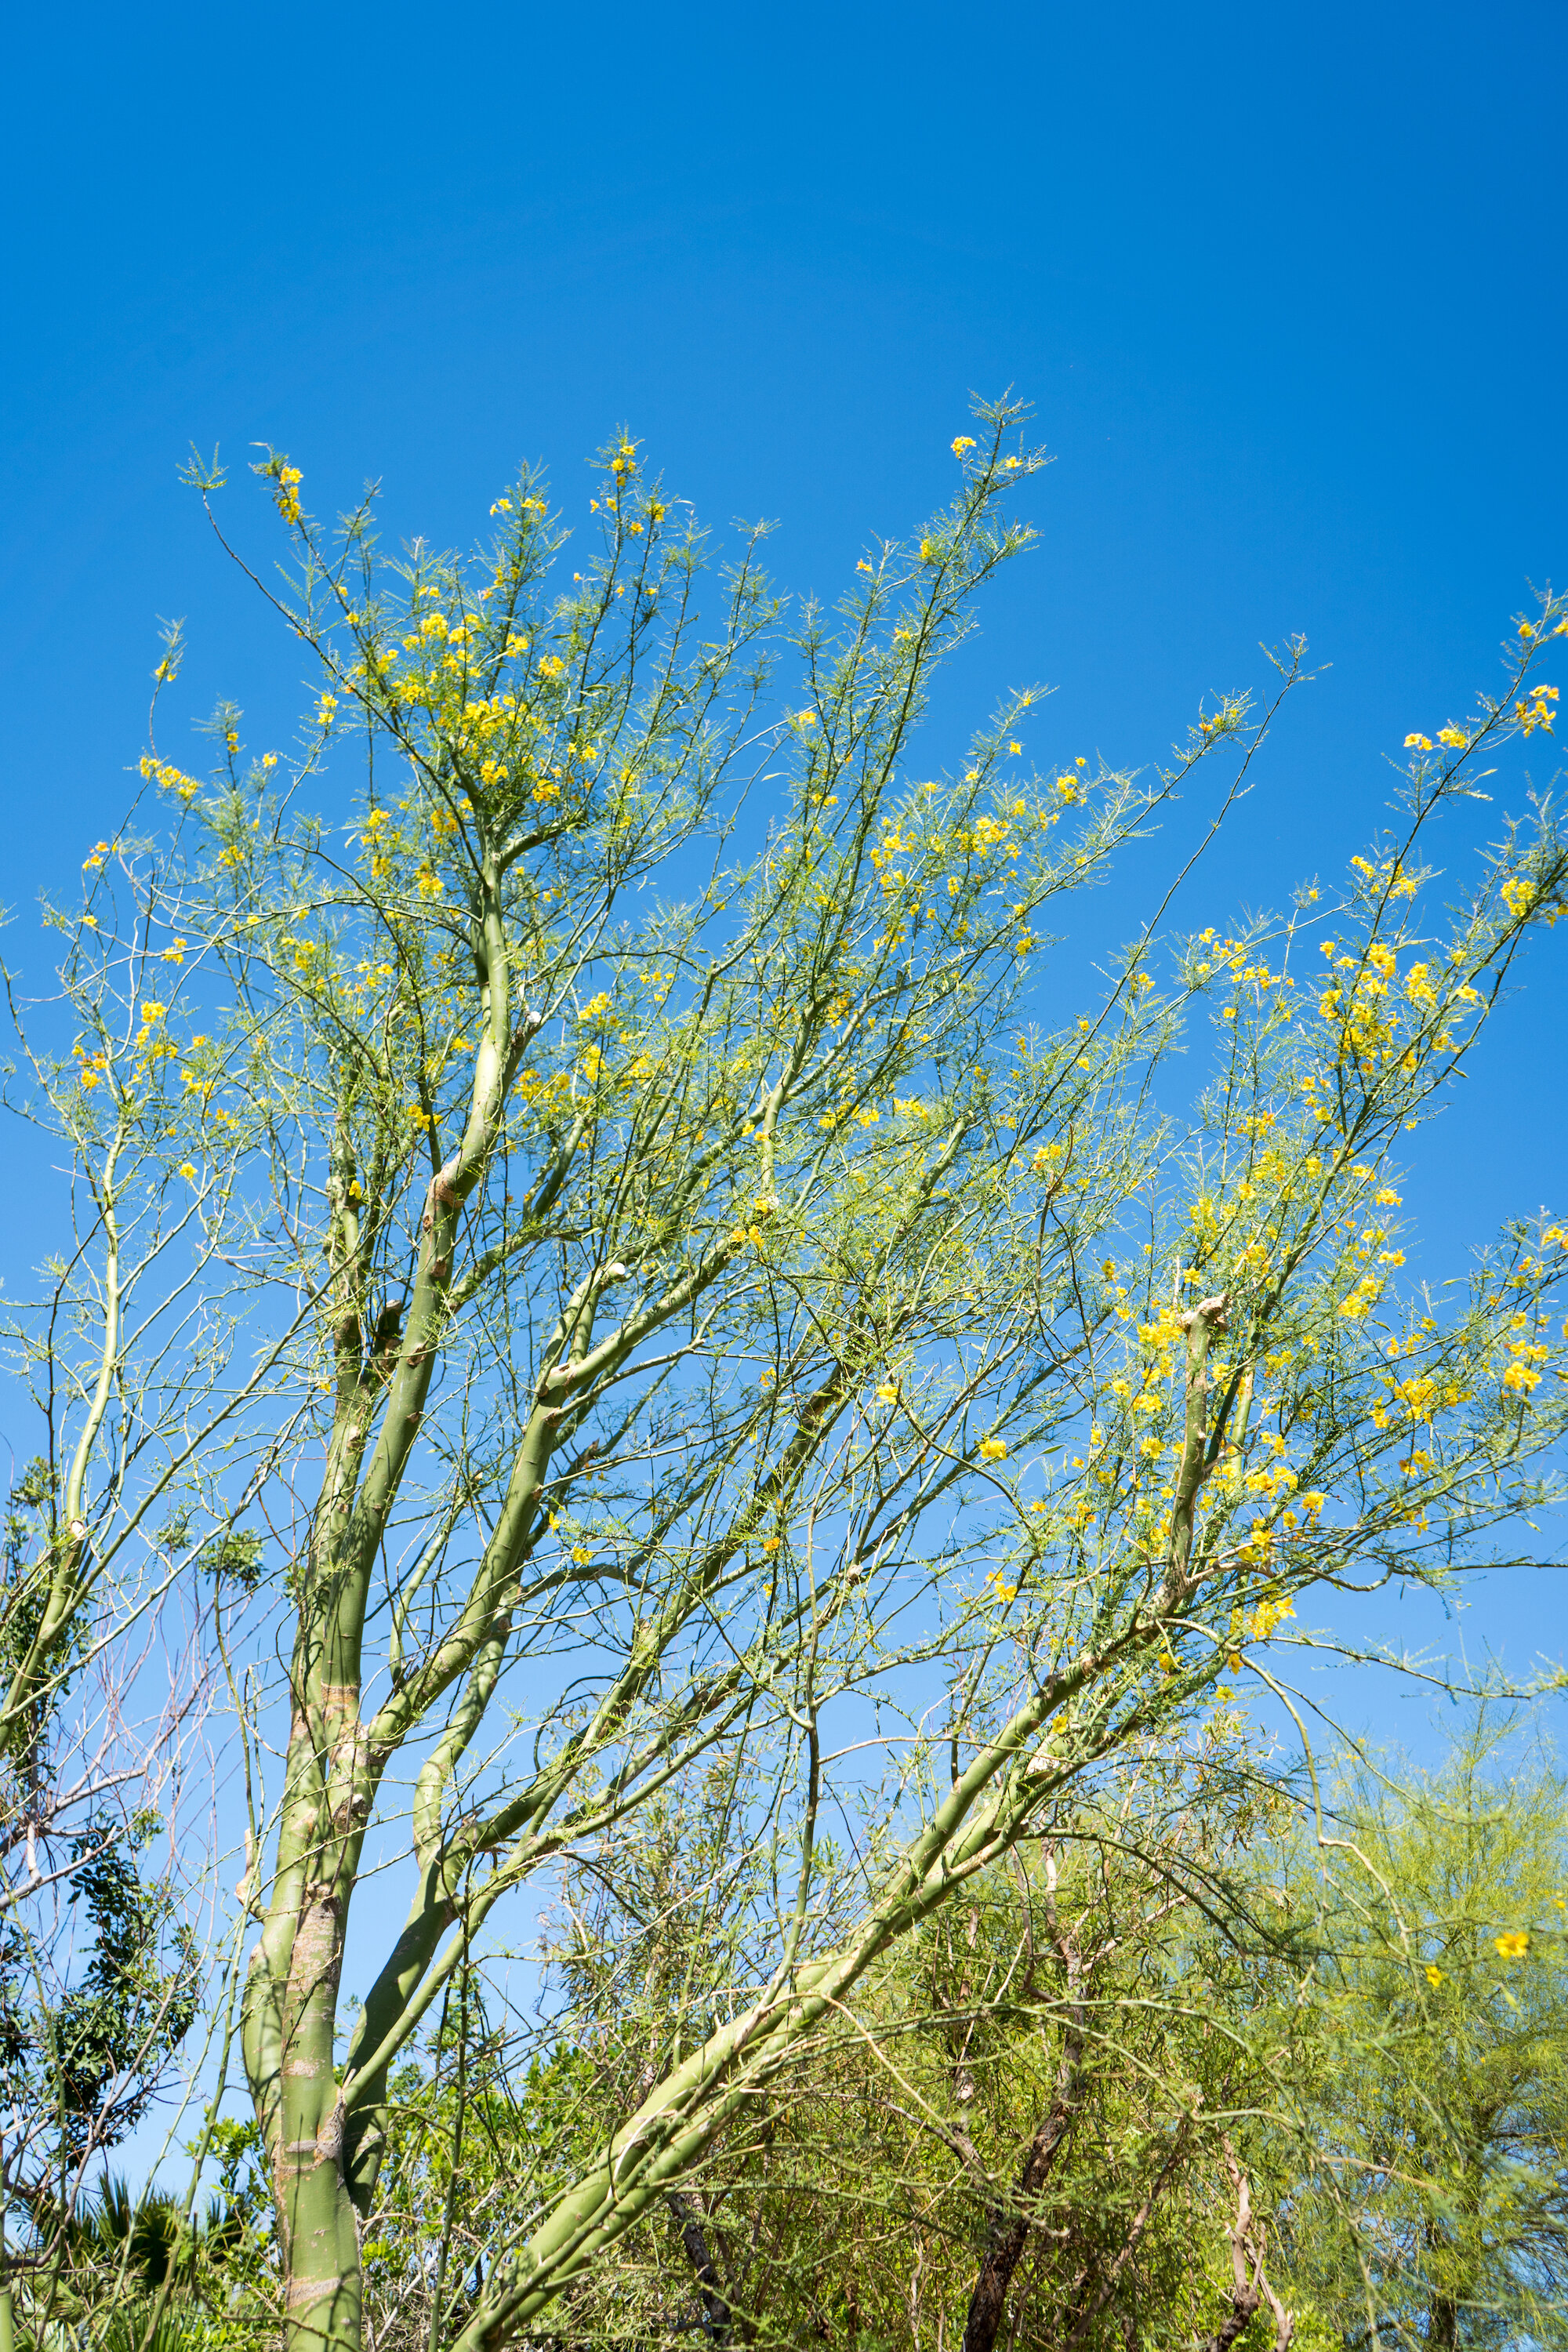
[
  {"x1": 1230, "y1": 1591, "x2": 1294, "y2": 1643},
  {"x1": 1501, "y1": 1305, "x2": 1551, "y2": 1394},
  {"x1": 1407, "y1": 724, "x2": 1471, "y2": 753},
  {"x1": 1513, "y1": 684, "x2": 1558, "y2": 736},
  {"x1": 360, "y1": 808, "x2": 395, "y2": 880},
  {"x1": 1338, "y1": 1272, "x2": 1383, "y2": 1321},
  {"x1": 1316, "y1": 923, "x2": 1477, "y2": 1076},
  {"x1": 140, "y1": 754, "x2": 202, "y2": 802},
  {"x1": 257, "y1": 454, "x2": 303, "y2": 525},
  {"x1": 1501, "y1": 870, "x2": 1560, "y2": 927},
  {"x1": 514, "y1": 1067, "x2": 573, "y2": 1121},
  {"x1": 1137, "y1": 1306, "x2": 1183, "y2": 1383}
]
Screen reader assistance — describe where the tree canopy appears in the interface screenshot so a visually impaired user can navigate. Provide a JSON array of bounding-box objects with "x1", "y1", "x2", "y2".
[{"x1": 2, "y1": 401, "x2": 1566, "y2": 2352}]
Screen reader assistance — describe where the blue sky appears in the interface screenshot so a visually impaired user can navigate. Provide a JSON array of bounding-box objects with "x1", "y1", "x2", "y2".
[{"x1": 3, "y1": 0, "x2": 1565, "y2": 1740}]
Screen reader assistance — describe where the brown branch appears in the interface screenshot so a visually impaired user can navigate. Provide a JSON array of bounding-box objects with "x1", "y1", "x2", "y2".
[
  {"x1": 959, "y1": 1864, "x2": 1088, "y2": 2352},
  {"x1": 1196, "y1": 2143, "x2": 1294, "y2": 2352}
]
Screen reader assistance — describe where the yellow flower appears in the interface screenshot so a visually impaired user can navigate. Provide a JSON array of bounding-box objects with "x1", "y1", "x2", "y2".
[
  {"x1": 978, "y1": 1437, "x2": 1008, "y2": 1461},
  {"x1": 1404, "y1": 733, "x2": 1433, "y2": 750},
  {"x1": 761, "y1": 1534, "x2": 781, "y2": 1554},
  {"x1": 572, "y1": 1544, "x2": 592, "y2": 1565},
  {"x1": 1425, "y1": 1964, "x2": 1444, "y2": 1987},
  {"x1": 876, "y1": 1382, "x2": 898, "y2": 1404},
  {"x1": 951, "y1": 435, "x2": 977, "y2": 457},
  {"x1": 179, "y1": 1162, "x2": 197, "y2": 1181},
  {"x1": 1495, "y1": 1929, "x2": 1530, "y2": 1959}
]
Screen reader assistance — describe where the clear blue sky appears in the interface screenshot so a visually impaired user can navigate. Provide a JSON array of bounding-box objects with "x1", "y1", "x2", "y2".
[{"x1": 3, "y1": 0, "x2": 1565, "y2": 1732}]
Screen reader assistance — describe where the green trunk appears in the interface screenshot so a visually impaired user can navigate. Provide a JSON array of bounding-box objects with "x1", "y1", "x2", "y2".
[{"x1": 270, "y1": 1878, "x2": 363, "y2": 2352}]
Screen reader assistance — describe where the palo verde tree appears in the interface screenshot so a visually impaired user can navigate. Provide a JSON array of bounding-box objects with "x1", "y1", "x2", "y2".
[{"x1": 2, "y1": 400, "x2": 1566, "y2": 2352}]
